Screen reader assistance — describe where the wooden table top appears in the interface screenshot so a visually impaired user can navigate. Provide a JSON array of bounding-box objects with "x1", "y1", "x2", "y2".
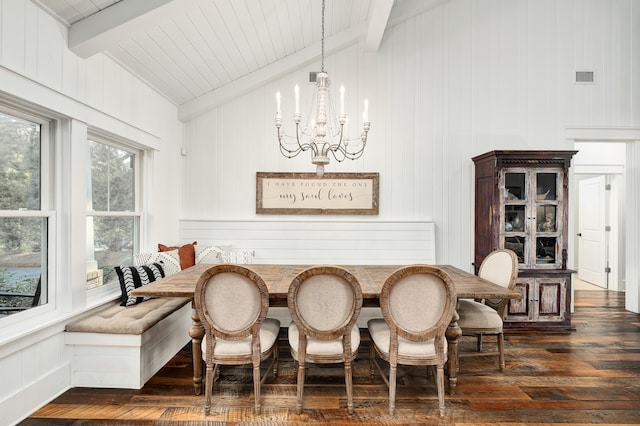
[{"x1": 131, "y1": 264, "x2": 520, "y2": 307}]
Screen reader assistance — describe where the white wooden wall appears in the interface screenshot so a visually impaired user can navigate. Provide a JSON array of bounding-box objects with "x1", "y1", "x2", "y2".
[
  {"x1": 182, "y1": 0, "x2": 640, "y2": 273},
  {"x1": 180, "y1": 220, "x2": 436, "y2": 265}
]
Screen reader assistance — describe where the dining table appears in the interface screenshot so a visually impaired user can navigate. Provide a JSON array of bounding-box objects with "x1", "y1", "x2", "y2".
[{"x1": 131, "y1": 263, "x2": 520, "y2": 396}]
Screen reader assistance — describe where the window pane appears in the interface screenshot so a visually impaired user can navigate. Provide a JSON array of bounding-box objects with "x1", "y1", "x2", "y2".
[
  {"x1": 504, "y1": 236, "x2": 525, "y2": 264},
  {"x1": 536, "y1": 172, "x2": 557, "y2": 200},
  {"x1": 536, "y1": 237, "x2": 557, "y2": 264},
  {"x1": 505, "y1": 205, "x2": 525, "y2": 232},
  {"x1": 505, "y1": 173, "x2": 525, "y2": 200},
  {"x1": 536, "y1": 205, "x2": 557, "y2": 232},
  {"x1": 0, "y1": 113, "x2": 41, "y2": 210},
  {"x1": 89, "y1": 140, "x2": 135, "y2": 212},
  {"x1": 0, "y1": 217, "x2": 47, "y2": 316},
  {"x1": 90, "y1": 216, "x2": 136, "y2": 286}
]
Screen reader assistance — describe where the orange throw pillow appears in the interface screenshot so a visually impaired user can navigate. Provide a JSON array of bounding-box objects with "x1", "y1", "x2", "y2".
[{"x1": 158, "y1": 241, "x2": 197, "y2": 270}]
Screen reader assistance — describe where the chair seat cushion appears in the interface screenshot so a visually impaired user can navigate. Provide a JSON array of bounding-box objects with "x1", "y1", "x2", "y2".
[
  {"x1": 202, "y1": 318, "x2": 281, "y2": 356},
  {"x1": 367, "y1": 319, "x2": 446, "y2": 357},
  {"x1": 287, "y1": 322, "x2": 360, "y2": 358},
  {"x1": 457, "y1": 299, "x2": 503, "y2": 330}
]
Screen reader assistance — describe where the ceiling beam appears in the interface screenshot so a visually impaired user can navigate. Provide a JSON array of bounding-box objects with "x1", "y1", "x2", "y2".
[
  {"x1": 386, "y1": 0, "x2": 448, "y2": 28},
  {"x1": 364, "y1": 0, "x2": 394, "y2": 52},
  {"x1": 178, "y1": 23, "x2": 367, "y2": 122},
  {"x1": 69, "y1": 0, "x2": 203, "y2": 58}
]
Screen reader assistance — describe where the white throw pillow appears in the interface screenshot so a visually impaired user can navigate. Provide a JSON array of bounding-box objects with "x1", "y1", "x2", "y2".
[
  {"x1": 220, "y1": 249, "x2": 255, "y2": 264},
  {"x1": 133, "y1": 249, "x2": 181, "y2": 276},
  {"x1": 195, "y1": 245, "x2": 223, "y2": 264}
]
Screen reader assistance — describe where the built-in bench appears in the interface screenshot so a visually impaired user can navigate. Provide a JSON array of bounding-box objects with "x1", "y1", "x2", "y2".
[
  {"x1": 65, "y1": 296, "x2": 192, "y2": 389},
  {"x1": 63, "y1": 220, "x2": 436, "y2": 389}
]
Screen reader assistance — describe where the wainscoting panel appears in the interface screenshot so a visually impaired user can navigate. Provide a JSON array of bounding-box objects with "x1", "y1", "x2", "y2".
[{"x1": 179, "y1": 220, "x2": 436, "y2": 265}]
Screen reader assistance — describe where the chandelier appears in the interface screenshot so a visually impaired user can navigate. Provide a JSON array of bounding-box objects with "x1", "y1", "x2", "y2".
[{"x1": 275, "y1": 0, "x2": 370, "y2": 177}]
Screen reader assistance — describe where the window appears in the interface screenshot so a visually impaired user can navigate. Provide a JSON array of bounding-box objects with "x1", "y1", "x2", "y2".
[
  {"x1": 0, "y1": 108, "x2": 51, "y2": 317},
  {"x1": 86, "y1": 137, "x2": 140, "y2": 290}
]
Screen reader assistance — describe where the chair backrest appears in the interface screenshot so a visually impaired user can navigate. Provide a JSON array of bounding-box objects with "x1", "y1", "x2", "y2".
[
  {"x1": 380, "y1": 265, "x2": 456, "y2": 346},
  {"x1": 478, "y1": 249, "x2": 518, "y2": 314},
  {"x1": 31, "y1": 276, "x2": 42, "y2": 308},
  {"x1": 194, "y1": 264, "x2": 269, "y2": 341},
  {"x1": 287, "y1": 265, "x2": 362, "y2": 341}
]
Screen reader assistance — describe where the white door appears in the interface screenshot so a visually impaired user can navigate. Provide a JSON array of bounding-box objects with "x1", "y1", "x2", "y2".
[{"x1": 578, "y1": 176, "x2": 607, "y2": 287}]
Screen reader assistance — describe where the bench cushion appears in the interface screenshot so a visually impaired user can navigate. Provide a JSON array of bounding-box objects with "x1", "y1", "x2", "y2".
[{"x1": 65, "y1": 297, "x2": 190, "y2": 335}]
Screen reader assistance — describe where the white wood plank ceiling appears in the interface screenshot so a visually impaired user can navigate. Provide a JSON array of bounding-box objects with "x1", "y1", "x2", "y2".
[{"x1": 32, "y1": 0, "x2": 444, "y2": 120}]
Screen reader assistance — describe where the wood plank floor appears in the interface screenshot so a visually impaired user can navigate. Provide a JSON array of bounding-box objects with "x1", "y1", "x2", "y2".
[{"x1": 21, "y1": 290, "x2": 640, "y2": 425}]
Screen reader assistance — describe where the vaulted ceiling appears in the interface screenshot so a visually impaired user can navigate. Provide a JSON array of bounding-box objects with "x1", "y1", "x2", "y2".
[{"x1": 32, "y1": 0, "x2": 444, "y2": 120}]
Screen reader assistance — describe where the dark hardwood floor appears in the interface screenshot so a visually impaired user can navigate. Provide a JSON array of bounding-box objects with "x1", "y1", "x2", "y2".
[{"x1": 22, "y1": 290, "x2": 640, "y2": 425}]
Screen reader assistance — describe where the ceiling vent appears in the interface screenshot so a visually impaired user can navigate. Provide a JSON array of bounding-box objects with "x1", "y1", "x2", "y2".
[{"x1": 575, "y1": 71, "x2": 595, "y2": 84}]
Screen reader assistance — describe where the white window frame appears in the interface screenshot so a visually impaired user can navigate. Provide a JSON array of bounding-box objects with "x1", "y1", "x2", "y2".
[
  {"x1": 86, "y1": 132, "x2": 144, "y2": 300},
  {"x1": 0, "y1": 103, "x2": 56, "y2": 323}
]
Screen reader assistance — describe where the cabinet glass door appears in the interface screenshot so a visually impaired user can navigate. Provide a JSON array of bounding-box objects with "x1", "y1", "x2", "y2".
[
  {"x1": 501, "y1": 168, "x2": 563, "y2": 268},
  {"x1": 503, "y1": 172, "x2": 527, "y2": 265},
  {"x1": 534, "y1": 172, "x2": 561, "y2": 266}
]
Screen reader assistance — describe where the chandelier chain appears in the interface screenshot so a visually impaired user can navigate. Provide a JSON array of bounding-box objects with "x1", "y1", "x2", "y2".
[{"x1": 321, "y1": 0, "x2": 325, "y2": 72}]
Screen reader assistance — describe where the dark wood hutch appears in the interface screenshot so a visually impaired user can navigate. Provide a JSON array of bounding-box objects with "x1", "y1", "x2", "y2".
[{"x1": 473, "y1": 150, "x2": 577, "y2": 329}]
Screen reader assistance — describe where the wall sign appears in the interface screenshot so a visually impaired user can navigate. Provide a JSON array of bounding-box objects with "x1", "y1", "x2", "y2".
[{"x1": 256, "y1": 172, "x2": 379, "y2": 215}]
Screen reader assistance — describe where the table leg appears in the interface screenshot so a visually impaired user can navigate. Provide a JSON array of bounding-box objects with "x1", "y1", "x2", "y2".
[
  {"x1": 189, "y1": 304, "x2": 205, "y2": 395},
  {"x1": 445, "y1": 305, "x2": 462, "y2": 395}
]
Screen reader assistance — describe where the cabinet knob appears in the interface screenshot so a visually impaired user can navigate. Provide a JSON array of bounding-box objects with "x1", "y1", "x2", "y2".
[{"x1": 577, "y1": 233, "x2": 582, "y2": 237}]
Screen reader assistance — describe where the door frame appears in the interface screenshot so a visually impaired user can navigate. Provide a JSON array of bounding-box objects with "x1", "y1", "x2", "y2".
[{"x1": 566, "y1": 127, "x2": 640, "y2": 314}]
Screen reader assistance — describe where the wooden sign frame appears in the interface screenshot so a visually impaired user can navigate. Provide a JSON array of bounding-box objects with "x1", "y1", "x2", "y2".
[{"x1": 256, "y1": 172, "x2": 379, "y2": 215}]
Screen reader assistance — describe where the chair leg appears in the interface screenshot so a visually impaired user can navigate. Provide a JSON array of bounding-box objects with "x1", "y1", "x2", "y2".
[
  {"x1": 213, "y1": 363, "x2": 220, "y2": 382},
  {"x1": 273, "y1": 344, "x2": 279, "y2": 376},
  {"x1": 427, "y1": 365, "x2": 435, "y2": 377},
  {"x1": 436, "y1": 364, "x2": 445, "y2": 417},
  {"x1": 388, "y1": 363, "x2": 397, "y2": 415},
  {"x1": 477, "y1": 334, "x2": 483, "y2": 352},
  {"x1": 296, "y1": 360, "x2": 305, "y2": 414},
  {"x1": 253, "y1": 361, "x2": 261, "y2": 415},
  {"x1": 498, "y1": 332, "x2": 505, "y2": 371},
  {"x1": 345, "y1": 359, "x2": 354, "y2": 414},
  {"x1": 204, "y1": 364, "x2": 214, "y2": 415},
  {"x1": 369, "y1": 343, "x2": 376, "y2": 375}
]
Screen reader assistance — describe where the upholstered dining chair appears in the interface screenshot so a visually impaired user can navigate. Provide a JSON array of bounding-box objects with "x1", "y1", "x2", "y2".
[
  {"x1": 194, "y1": 264, "x2": 280, "y2": 415},
  {"x1": 367, "y1": 265, "x2": 456, "y2": 417},
  {"x1": 457, "y1": 248, "x2": 518, "y2": 371},
  {"x1": 287, "y1": 265, "x2": 363, "y2": 414}
]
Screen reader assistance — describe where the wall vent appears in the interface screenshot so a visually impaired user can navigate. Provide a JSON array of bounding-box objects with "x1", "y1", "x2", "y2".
[{"x1": 575, "y1": 71, "x2": 595, "y2": 83}]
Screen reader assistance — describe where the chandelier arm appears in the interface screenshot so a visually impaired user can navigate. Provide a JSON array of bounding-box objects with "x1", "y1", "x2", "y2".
[
  {"x1": 296, "y1": 123, "x2": 318, "y2": 156},
  {"x1": 327, "y1": 125, "x2": 369, "y2": 161},
  {"x1": 328, "y1": 144, "x2": 364, "y2": 162},
  {"x1": 279, "y1": 144, "x2": 303, "y2": 158},
  {"x1": 279, "y1": 126, "x2": 314, "y2": 158},
  {"x1": 277, "y1": 123, "x2": 297, "y2": 157}
]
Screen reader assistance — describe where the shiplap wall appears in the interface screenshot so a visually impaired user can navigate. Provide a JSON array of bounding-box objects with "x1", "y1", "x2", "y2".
[
  {"x1": 179, "y1": 219, "x2": 436, "y2": 328},
  {"x1": 182, "y1": 0, "x2": 640, "y2": 271},
  {"x1": 180, "y1": 220, "x2": 436, "y2": 265}
]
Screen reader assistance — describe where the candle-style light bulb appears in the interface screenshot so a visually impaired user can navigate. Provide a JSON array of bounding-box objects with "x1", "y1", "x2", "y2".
[
  {"x1": 363, "y1": 98, "x2": 369, "y2": 122},
  {"x1": 340, "y1": 85, "x2": 345, "y2": 114},
  {"x1": 294, "y1": 84, "x2": 300, "y2": 114},
  {"x1": 276, "y1": 91, "x2": 281, "y2": 117}
]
